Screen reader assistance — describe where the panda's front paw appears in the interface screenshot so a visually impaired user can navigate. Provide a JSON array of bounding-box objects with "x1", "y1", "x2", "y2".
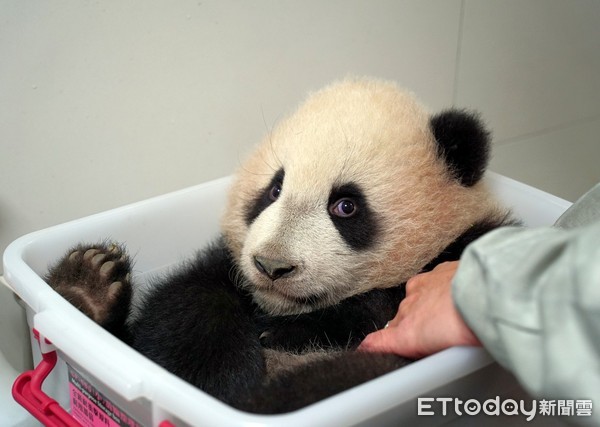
[{"x1": 46, "y1": 242, "x2": 132, "y2": 327}]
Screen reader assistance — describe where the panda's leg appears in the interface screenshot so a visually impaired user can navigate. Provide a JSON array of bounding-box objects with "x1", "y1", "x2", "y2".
[
  {"x1": 45, "y1": 242, "x2": 132, "y2": 340},
  {"x1": 239, "y1": 351, "x2": 411, "y2": 414}
]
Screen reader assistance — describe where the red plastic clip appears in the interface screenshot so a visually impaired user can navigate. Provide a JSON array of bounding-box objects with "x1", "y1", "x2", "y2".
[{"x1": 12, "y1": 329, "x2": 81, "y2": 427}]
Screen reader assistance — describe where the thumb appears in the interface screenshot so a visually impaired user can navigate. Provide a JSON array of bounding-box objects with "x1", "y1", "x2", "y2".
[{"x1": 358, "y1": 327, "x2": 403, "y2": 354}]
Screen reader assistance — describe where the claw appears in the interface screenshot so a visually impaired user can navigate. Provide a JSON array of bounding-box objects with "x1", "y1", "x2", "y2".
[
  {"x1": 83, "y1": 248, "x2": 100, "y2": 261},
  {"x1": 99, "y1": 261, "x2": 115, "y2": 278},
  {"x1": 68, "y1": 251, "x2": 81, "y2": 262},
  {"x1": 259, "y1": 331, "x2": 272, "y2": 343},
  {"x1": 108, "y1": 281, "x2": 122, "y2": 300},
  {"x1": 91, "y1": 253, "x2": 107, "y2": 268}
]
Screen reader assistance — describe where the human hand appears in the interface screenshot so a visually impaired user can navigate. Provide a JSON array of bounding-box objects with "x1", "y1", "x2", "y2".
[{"x1": 358, "y1": 261, "x2": 480, "y2": 358}]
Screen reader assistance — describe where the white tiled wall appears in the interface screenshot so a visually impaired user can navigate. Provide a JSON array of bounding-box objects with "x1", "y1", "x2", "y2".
[{"x1": 1, "y1": 1, "x2": 599, "y2": 423}]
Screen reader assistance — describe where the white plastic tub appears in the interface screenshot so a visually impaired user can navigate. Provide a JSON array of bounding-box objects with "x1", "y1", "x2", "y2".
[{"x1": 2, "y1": 172, "x2": 571, "y2": 427}]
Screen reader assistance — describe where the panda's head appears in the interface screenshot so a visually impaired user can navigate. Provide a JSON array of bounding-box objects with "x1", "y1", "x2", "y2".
[{"x1": 222, "y1": 77, "x2": 502, "y2": 315}]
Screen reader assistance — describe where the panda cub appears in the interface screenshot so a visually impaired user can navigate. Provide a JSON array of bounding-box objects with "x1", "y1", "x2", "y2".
[{"x1": 47, "y1": 77, "x2": 513, "y2": 413}]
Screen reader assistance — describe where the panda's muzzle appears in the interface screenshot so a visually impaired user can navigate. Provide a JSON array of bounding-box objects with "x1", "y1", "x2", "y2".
[{"x1": 253, "y1": 255, "x2": 297, "y2": 281}]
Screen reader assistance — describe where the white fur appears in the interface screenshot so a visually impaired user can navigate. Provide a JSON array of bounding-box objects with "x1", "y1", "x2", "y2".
[{"x1": 222, "y1": 77, "x2": 504, "y2": 315}]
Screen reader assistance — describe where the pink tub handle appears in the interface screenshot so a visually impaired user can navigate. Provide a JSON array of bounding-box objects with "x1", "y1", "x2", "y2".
[{"x1": 12, "y1": 329, "x2": 82, "y2": 427}]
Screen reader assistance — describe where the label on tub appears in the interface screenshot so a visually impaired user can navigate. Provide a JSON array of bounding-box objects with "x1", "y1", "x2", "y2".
[{"x1": 68, "y1": 365, "x2": 142, "y2": 427}]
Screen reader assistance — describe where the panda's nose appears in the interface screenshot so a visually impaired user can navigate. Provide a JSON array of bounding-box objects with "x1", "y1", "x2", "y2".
[{"x1": 253, "y1": 256, "x2": 296, "y2": 280}]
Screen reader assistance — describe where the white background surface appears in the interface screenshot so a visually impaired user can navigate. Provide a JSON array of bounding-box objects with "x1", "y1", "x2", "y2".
[{"x1": 1, "y1": 1, "x2": 599, "y2": 425}]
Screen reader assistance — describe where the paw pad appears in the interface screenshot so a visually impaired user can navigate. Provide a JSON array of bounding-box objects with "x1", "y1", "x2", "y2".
[{"x1": 46, "y1": 242, "x2": 133, "y2": 326}]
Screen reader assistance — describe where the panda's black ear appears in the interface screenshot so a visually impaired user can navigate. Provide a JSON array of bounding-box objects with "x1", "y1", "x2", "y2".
[{"x1": 430, "y1": 109, "x2": 491, "y2": 187}]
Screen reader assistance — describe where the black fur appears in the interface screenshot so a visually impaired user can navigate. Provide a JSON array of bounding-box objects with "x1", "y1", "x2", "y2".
[
  {"x1": 258, "y1": 286, "x2": 405, "y2": 351},
  {"x1": 328, "y1": 183, "x2": 379, "y2": 250},
  {"x1": 130, "y1": 240, "x2": 265, "y2": 406},
  {"x1": 430, "y1": 110, "x2": 491, "y2": 187},
  {"x1": 245, "y1": 168, "x2": 284, "y2": 225}
]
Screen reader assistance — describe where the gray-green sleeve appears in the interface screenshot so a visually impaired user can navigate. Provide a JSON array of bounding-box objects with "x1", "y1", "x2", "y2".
[{"x1": 452, "y1": 184, "x2": 600, "y2": 407}]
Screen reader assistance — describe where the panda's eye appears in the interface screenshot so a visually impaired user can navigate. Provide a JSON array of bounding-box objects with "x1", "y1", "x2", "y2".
[
  {"x1": 269, "y1": 182, "x2": 282, "y2": 201},
  {"x1": 330, "y1": 198, "x2": 357, "y2": 217}
]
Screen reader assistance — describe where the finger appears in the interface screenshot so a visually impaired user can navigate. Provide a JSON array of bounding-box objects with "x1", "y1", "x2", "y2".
[
  {"x1": 357, "y1": 328, "x2": 402, "y2": 354},
  {"x1": 387, "y1": 293, "x2": 414, "y2": 328},
  {"x1": 386, "y1": 318, "x2": 399, "y2": 329},
  {"x1": 433, "y1": 260, "x2": 459, "y2": 272},
  {"x1": 405, "y1": 274, "x2": 421, "y2": 293}
]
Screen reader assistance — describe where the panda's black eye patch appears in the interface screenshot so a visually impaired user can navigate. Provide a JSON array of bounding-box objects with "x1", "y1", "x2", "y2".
[
  {"x1": 245, "y1": 168, "x2": 284, "y2": 225},
  {"x1": 328, "y1": 183, "x2": 378, "y2": 250}
]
